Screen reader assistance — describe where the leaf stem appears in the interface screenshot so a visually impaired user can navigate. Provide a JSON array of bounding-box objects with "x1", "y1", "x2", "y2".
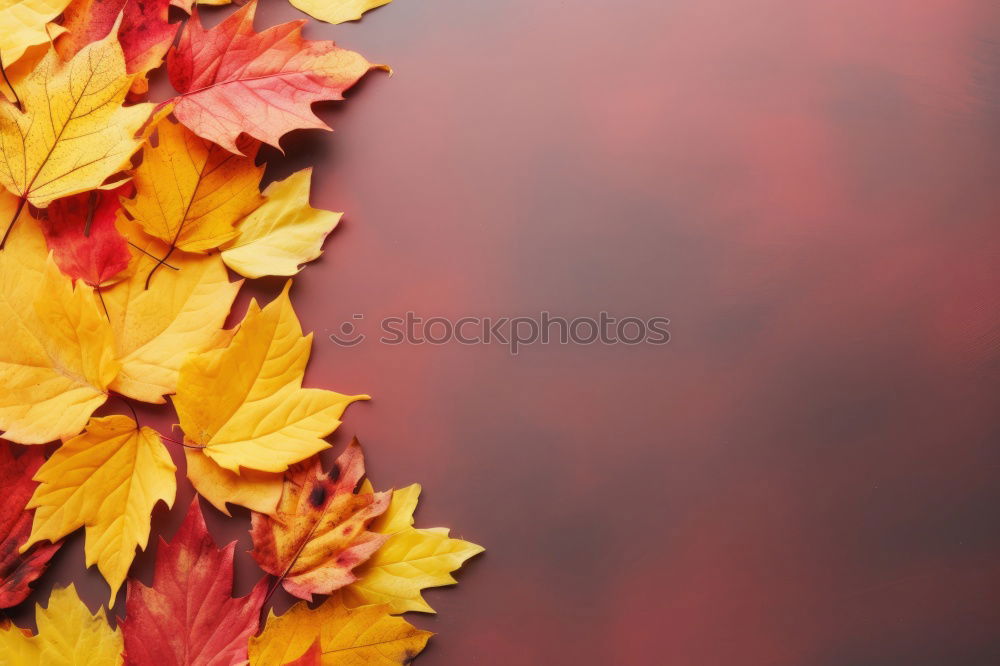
[
  {"x1": 106, "y1": 394, "x2": 204, "y2": 449},
  {"x1": 127, "y1": 241, "x2": 179, "y2": 269},
  {"x1": 144, "y1": 245, "x2": 176, "y2": 289},
  {"x1": 83, "y1": 191, "x2": 97, "y2": 237},
  {"x1": 159, "y1": 432, "x2": 203, "y2": 449},
  {"x1": 0, "y1": 51, "x2": 21, "y2": 110},
  {"x1": 0, "y1": 196, "x2": 27, "y2": 250},
  {"x1": 109, "y1": 393, "x2": 140, "y2": 426},
  {"x1": 259, "y1": 484, "x2": 334, "y2": 623},
  {"x1": 96, "y1": 285, "x2": 110, "y2": 321}
]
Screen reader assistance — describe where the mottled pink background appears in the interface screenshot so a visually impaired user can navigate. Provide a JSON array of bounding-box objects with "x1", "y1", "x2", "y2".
[{"x1": 10, "y1": 0, "x2": 1000, "y2": 663}]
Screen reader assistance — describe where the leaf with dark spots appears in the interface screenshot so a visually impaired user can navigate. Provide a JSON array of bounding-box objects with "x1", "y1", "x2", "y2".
[
  {"x1": 0, "y1": 442, "x2": 62, "y2": 609},
  {"x1": 308, "y1": 486, "x2": 326, "y2": 508},
  {"x1": 249, "y1": 439, "x2": 390, "y2": 601}
]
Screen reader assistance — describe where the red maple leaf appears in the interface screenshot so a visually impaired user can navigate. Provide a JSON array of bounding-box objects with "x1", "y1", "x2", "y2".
[
  {"x1": 120, "y1": 498, "x2": 267, "y2": 666},
  {"x1": 167, "y1": 0, "x2": 385, "y2": 153},
  {"x1": 37, "y1": 187, "x2": 132, "y2": 288},
  {"x1": 0, "y1": 442, "x2": 62, "y2": 608}
]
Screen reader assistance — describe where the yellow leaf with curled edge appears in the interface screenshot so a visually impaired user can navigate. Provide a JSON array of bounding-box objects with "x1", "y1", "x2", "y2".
[
  {"x1": 22, "y1": 415, "x2": 176, "y2": 605},
  {"x1": 0, "y1": 26, "x2": 153, "y2": 226},
  {"x1": 344, "y1": 482, "x2": 484, "y2": 613},
  {"x1": 173, "y1": 282, "x2": 368, "y2": 473},
  {"x1": 0, "y1": 584, "x2": 124, "y2": 665},
  {"x1": 222, "y1": 168, "x2": 342, "y2": 279},
  {"x1": 0, "y1": 0, "x2": 70, "y2": 65},
  {"x1": 289, "y1": 0, "x2": 393, "y2": 25},
  {"x1": 122, "y1": 117, "x2": 263, "y2": 258},
  {"x1": 185, "y1": 448, "x2": 283, "y2": 516},
  {"x1": 0, "y1": 206, "x2": 118, "y2": 444},
  {"x1": 249, "y1": 593, "x2": 431, "y2": 666},
  {"x1": 0, "y1": 42, "x2": 46, "y2": 104},
  {"x1": 104, "y1": 220, "x2": 242, "y2": 404}
]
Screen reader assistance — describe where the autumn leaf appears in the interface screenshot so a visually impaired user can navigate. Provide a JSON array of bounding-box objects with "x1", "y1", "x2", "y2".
[
  {"x1": 38, "y1": 186, "x2": 132, "y2": 287},
  {"x1": 169, "y1": 0, "x2": 228, "y2": 12},
  {"x1": 0, "y1": 27, "x2": 154, "y2": 246},
  {"x1": 222, "y1": 168, "x2": 342, "y2": 279},
  {"x1": 0, "y1": 442, "x2": 61, "y2": 608},
  {"x1": 22, "y1": 415, "x2": 176, "y2": 604},
  {"x1": 250, "y1": 440, "x2": 390, "y2": 600},
  {"x1": 167, "y1": 0, "x2": 386, "y2": 153},
  {"x1": 0, "y1": 43, "x2": 46, "y2": 105},
  {"x1": 122, "y1": 117, "x2": 262, "y2": 286},
  {"x1": 56, "y1": 0, "x2": 179, "y2": 95},
  {"x1": 250, "y1": 593, "x2": 431, "y2": 666},
  {"x1": 291, "y1": 0, "x2": 393, "y2": 25},
  {"x1": 185, "y1": 448, "x2": 283, "y2": 517},
  {"x1": 121, "y1": 498, "x2": 266, "y2": 666},
  {"x1": 0, "y1": 0, "x2": 71, "y2": 66},
  {"x1": 344, "y1": 482, "x2": 483, "y2": 614},
  {"x1": 103, "y1": 221, "x2": 241, "y2": 403},
  {"x1": 173, "y1": 282, "x2": 368, "y2": 473},
  {"x1": 0, "y1": 211, "x2": 119, "y2": 445},
  {"x1": 284, "y1": 640, "x2": 322, "y2": 666},
  {"x1": 0, "y1": 584, "x2": 124, "y2": 665}
]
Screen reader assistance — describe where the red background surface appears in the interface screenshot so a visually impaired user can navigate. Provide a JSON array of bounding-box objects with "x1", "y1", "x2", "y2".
[{"x1": 10, "y1": 0, "x2": 1000, "y2": 663}]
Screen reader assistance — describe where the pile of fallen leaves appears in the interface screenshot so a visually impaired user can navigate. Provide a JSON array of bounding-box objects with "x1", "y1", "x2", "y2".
[{"x1": 0, "y1": 0, "x2": 482, "y2": 663}]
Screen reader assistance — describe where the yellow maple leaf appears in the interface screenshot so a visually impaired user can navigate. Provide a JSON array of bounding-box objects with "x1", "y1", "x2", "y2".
[
  {"x1": 104, "y1": 221, "x2": 241, "y2": 403},
  {"x1": 345, "y1": 483, "x2": 484, "y2": 613},
  {"x1": 289, "y1": 0, "x2": 393, "y2": 25},
  {"x1": 122, "y1": 118, "x2": 263, "y2": 262},
  {"x1": 22, "y1": 415, "x2": 176, "y2": 604},
  {"x1": 249, "y1": 593, "x2": 431, "y2": 666},
  {"x1": 173, "y1": 282, "x2": 368, "y2": 473},
  {"x1": 0, "y1": 205, "x2": 118, "y2": 444},
  {"x1": 0, "y1": 29, "x2": 153, "y2": 241},
  {"x1": 0, "y1": 584, "x2": 124, "y2": 665},
  {"x1": 185, "y1": 447, "x2": 283, "y2": 516},
  {"x1": 222, "y1": 168, "x2": 342, "y2": 279},
  {"x1": 0, "y1": 0, "x2": 71, "y2": 66}
]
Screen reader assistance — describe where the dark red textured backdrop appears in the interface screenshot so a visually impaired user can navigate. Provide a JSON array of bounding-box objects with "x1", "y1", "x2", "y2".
[{"x1": 11, "y1": 0, "x2": 1000, "y2": 663}]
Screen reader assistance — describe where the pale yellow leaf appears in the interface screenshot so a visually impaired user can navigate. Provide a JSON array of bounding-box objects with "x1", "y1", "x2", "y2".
[
  {"x1": 23, "y1": 415, "x2": 176, "y2": 604},
  {"x1": 0, "y1": 584, "x2": 123, "y2": 665},
  {"x1": 344, "y1": 485, "x2": 483, "y2": 613},
  {"x1": 222, "y1": 168, "x2": 342, "y2": 279},
  {"x1": 0, "y1": 209, "x2": 118, "y2": 444},
  {"x1": 289, "y1": 0, "x2": 393, "y2": 25},
  {"x1": 0, "y1": 0, "x2": 71, "y2": 65}
]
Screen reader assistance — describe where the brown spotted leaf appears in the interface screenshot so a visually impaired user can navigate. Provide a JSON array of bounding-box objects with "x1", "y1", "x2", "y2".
[{"x1": 249, "y1": 439, "x2": 390, "y2": 601}]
